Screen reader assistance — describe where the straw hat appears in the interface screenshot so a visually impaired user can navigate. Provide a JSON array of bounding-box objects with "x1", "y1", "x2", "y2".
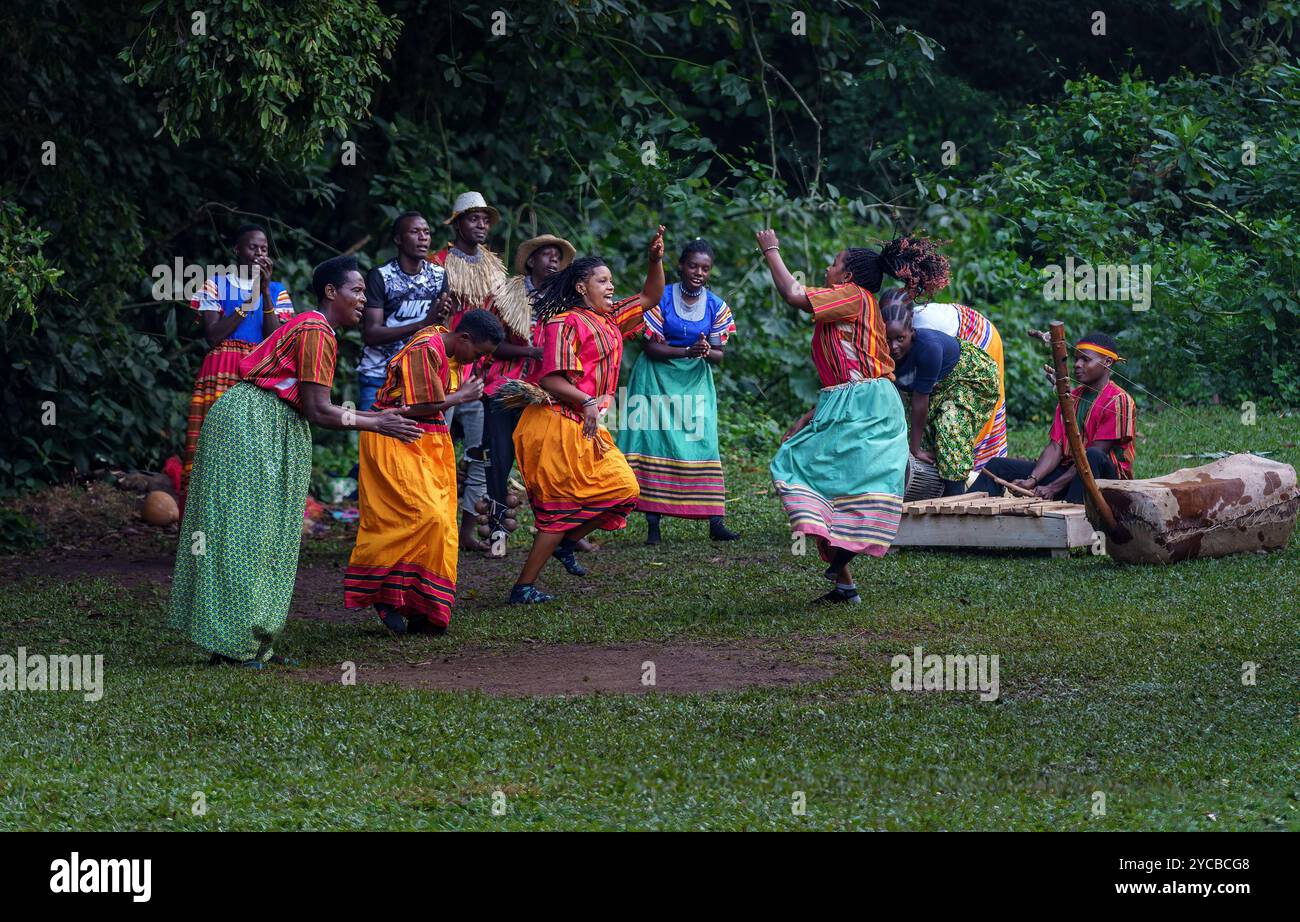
[
  {"x1": 444, "y1": 191, "x2": 501, "y2": 226},
  {"x1": 514, "y1": 234, "x2": 577, "y2": 275}
]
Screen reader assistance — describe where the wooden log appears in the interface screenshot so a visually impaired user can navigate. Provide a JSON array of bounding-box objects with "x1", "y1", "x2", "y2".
[
  {"x1": 1094, "y1": 453, "x2": 1298, "y2": 563},
  {"x1": 1049, "y1": 322, "x2": 1118, "y2": 534}
]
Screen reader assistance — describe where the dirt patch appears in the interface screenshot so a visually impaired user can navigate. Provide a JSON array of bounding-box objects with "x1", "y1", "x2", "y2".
[{"x1": 294, "y1": 641, "x2": 835, "y2": 696}]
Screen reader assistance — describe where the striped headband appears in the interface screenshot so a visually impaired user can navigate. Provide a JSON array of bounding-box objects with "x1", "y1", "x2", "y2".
[{"x1": 1076, "y1": 342, "x2": 1123, "y2": 362}]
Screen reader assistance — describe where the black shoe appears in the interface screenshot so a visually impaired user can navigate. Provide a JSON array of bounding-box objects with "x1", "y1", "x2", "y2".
[
  {"x1": 645, "y1": 513, "x2": 661, "y2": 546},
  {"x1": 378, "y1": 604, "x2": 408, "y2": 635},
  {"x1": 812, "y1": 588, "x2": 862, "y2": 605},
  {"x1": 408, "y1": 612, "x2": 448, "y2": 636},
  {"x1": 708, "y1": 516, "x2": 739, "y2": 541},
  {"x1": 552, "y1": 539, "x2": 588, "y2": 576}
]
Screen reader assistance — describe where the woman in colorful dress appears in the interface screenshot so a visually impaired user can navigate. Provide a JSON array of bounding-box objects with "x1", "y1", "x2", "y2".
[
  {"x1": 757, "y1": 230, "x2": 947, "y2": 604},
  {"x1": 506, "y1": 226, "x2": 666, "y2": 604},
  {"x1": 880, "y1": 291, "x2": 1002, "y2": 496},
  {"x1": 344, "y1": 310, "x2": 504, "y2": 636},
  {"x1": 169, "y1": 256, "x2": 423, "y2": 667},
  {"x1": 620, "y1": 239, "x2": 739, "y2": 545},
  {"x1": 182, "y1": 224, "x2": 295, "y2": 493},
  {"x1": 910, "y1": 297, "x2": 1008, "y2": 471}
]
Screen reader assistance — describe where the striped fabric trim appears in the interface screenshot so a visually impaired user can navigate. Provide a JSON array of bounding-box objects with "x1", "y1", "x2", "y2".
[
  {"x1": 182, "y1": 339, "x2": 257, "y2": 488},
  {"x1": 538, "y1": 302, "x2": 636, "y2": 424},
  {"x1": 375, "y1": 326, "x2": 449, "y2": 433},
  {"x1": 955, "y1": 304, "x2": 994, "y2": 351},
  {"x1": 343, "y1": 562, "x2": 456, "y2": 628},
  {"x1": 624, "y1": 453, "x2": 725, "y2": 518},
  {"x1": 807, "y1": 284, "x2": 893, "y2": 386},
  {"x1": 1107, "y1": 383, "x2": 1138, "y2": 478},
  {"x1": 239, "y1": 312, "x2": 337, "y2": 411},
  {"x1": 529, "y1": 496, "x2": 638, "y2": 533},
  {"x1": 773, "y1": 480, "x2": 903, "y2": 555},
  {"x1": 972, "y1": 399, "x2": 1009, "y2": 470}
]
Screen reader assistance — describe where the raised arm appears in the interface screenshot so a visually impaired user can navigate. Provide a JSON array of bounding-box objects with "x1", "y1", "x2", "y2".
[
  {"x1": 755, "y1": 229, "x2": 813, "y2": 312},
  {"x1": 638, "y1": 225, "x2": 667, "y2": 310}
]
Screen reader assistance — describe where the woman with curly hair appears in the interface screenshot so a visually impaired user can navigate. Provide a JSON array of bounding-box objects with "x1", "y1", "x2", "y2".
[
  {"x1": 503, "y1": 227, "x2": 666, "y2": 604},
  {"x1": 756, "y1": 230, "x2": 947, "y2": 604}
]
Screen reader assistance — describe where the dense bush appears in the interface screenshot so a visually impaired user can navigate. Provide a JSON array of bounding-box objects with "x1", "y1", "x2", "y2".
[{"x1": 2, "y1": 0, "x2": 1296, "y2": 492}]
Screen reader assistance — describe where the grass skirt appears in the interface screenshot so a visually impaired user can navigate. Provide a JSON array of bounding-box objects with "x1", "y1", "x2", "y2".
[{"x1": 168, "y1": 383, "x2": 311, "y2": 661}]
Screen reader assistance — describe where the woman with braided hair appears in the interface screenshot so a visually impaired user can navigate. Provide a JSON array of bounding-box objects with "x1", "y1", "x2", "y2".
[
  {"x1": 756, "y1": 230, "x2": 945, "y2": 604},
  {"x1": 504, "y1": 227, "x2": 666, "y2": 604}
]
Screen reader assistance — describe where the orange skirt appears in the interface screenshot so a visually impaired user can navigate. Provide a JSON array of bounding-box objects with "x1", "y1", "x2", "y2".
[
  {"x1": 183, "y1": 339, "x2": 257, "y2": 491},
  {"x1": 344, "y1": 427, "x2": 458, "y2": 627},
  {"x1": 513, "y1": 404, "x2": 639, "y2": 533}
]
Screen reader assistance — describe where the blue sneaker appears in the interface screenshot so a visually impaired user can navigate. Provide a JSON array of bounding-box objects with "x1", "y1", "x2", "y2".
[
  {"x1": 552, "y1": 540, "x2": 588, "y2": 576},
  {"x1": 508, "y1": 584, "x2": 554, "y2": 605}
]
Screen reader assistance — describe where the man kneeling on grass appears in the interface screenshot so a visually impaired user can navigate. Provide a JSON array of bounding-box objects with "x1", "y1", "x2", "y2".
[
  {"x1": 970, "y1": 331, "x2": 1137, "y2": 503},
  {"x1": 344, "y1": 309, "x2": 504, "y2": 636}
]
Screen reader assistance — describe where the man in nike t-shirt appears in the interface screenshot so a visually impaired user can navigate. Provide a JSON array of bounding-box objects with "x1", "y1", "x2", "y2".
[{"x1": 357, "y1": 211, "x2": 449, "y2": 411}]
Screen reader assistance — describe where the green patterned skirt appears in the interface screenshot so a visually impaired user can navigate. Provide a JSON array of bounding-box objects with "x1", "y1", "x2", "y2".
[
  {"x1": 922, "y1": 341, "x2": 1002, "y2": 481},
  {"x1": 168, "y1": 382, "x2": 312, "y2": 662}
]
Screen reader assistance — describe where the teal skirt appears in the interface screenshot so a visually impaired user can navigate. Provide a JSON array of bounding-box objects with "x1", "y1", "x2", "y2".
[
  {"x1": 617, "y1": 355, "x2": 724, "y2": 519},
  {"x1": 168, "y1": 383, "x2": 312, "y2": 661},
  {"x1": 770, "y1": 378, "x2": 908, "y2": 557}
]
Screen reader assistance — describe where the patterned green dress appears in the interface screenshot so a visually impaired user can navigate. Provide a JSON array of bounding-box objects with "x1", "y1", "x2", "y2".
[
  {"x1": 921, "y1": 341, "x2": 1001, "y2": 481},
  {"x1": 168, "y1": 310, "x2": 336, "y2": 662},
  {"x1": 168, "y1": 383, "x2": 312, "y2": 661}
]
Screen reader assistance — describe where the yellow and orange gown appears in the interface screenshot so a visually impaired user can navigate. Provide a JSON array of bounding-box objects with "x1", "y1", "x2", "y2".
[
  {"x1": 344, "y1": 328, "x2": 458, "y2": 628},
  {"x1": 513, "y1": 297, "x2": 643, "y2": 533}
]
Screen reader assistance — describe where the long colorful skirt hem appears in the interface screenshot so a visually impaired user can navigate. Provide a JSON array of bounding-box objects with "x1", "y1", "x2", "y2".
[
  {"x1": 514, "y1": 404, "x2": 639, "y2": 533},
  {"x1": 168, "y1": 382, "x2": 310, "y2": 662},
  {"x1": 344, "y1": 428, "x2": 458, "y2": 628},
  {"x1": 967, "y1": 321, "x2": 1007, "y2": 471},
  {"x1": 770, "y1": 378, "x2": 907, "y2": 557},
  {"x1": 618, "y1": 355, "x2": 726, "y2": 519}
]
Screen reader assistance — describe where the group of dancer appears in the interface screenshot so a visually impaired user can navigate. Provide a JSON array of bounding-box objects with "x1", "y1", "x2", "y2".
[{"x1": 168, "y1": 191, "x2": 1137, "y2": 666}]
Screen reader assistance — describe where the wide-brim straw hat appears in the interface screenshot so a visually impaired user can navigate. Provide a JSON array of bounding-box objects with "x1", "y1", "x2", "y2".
[
  {"x1": 514, "y1": 234, "x2": 577, "y2": 275},
  {"x1": 444, "y1": 191, "x2": 501, "y2": 226}
]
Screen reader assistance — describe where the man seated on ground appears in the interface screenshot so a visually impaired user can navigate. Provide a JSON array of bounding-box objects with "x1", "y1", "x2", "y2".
[{"x1": 971, "y1": 331, "x2": 1136, "y2": 503}]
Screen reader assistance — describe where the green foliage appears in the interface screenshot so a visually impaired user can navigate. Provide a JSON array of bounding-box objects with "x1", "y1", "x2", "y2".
[
  {"x1": 960, "y1": 61, "x2": 1300, "y2": 413},
  {"x1": 0, "y1": 509, "x2": 44, "y2": 554},
  {"x1": 3, "y1": 0, "x2": 1298, "y2": 492},
  {"x1": 0, "y1": 201, "x2": 64, "y2": 326},
  {"x1": 121, "y1": 0, "x2": 401, "y2": 162}
]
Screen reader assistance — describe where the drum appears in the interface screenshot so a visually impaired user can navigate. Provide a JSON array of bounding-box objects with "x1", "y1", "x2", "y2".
[{"x1": 904, "y1": 456, "x2": 943, "y2": 502}]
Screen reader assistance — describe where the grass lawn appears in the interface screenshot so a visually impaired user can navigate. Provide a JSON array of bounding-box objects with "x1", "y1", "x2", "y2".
[{"x1": 1, "y1": 405, "x2": 1297, "y2": 830}]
